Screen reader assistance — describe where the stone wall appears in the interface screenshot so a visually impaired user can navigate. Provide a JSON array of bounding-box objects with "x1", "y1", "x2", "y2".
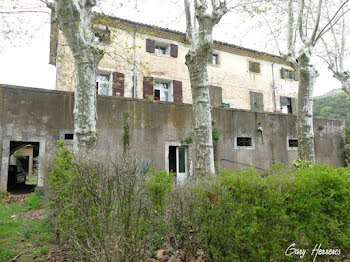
[{"x1": 0, "y1": 85, "x2": 345, "y2": 190}]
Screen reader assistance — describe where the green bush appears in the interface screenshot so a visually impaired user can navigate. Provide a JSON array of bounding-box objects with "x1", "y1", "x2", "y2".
[
  {"x1": 193, "y1": 165, "x2": 350, "y2": 261},
  {"x1": 47, "y1": 143, "x2": 350, "y2": 261},
  {"x1": 345, "y1": 127, "x2": 350, "y2": 166},
  {"x1": 146, "y1": 167, "x2": 174, "y2": 211}
]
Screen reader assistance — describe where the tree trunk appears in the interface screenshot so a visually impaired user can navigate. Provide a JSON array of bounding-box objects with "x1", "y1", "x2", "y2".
[
  {"x1": 73, "y1": 52, "x2": 100, "y2": 153},
  {"x1": 297, "y1": 52, "x2": 317, "y2": 162},
  {"x1": 334, "y1": 72, "x2": 350, "y2": 95},
  {"x1": 186, "y1": 54, "x2": 215, "y2": 175},
  {"x1": 56, "y1": 0, "x2": 103, "y2": 154}
]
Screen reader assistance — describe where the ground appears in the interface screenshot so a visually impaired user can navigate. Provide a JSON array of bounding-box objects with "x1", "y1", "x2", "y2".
[{"x1": 0, "y1": 191, "x2": 68, "y2": 262}]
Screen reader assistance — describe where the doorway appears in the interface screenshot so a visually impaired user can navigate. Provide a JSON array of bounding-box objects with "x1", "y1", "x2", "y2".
[
  {"x1": 168, "y1": 146, "x2": 187, "y2": 183},
  {"x1": 8, "y1": 141, "x2": 39, "y2": 193}
]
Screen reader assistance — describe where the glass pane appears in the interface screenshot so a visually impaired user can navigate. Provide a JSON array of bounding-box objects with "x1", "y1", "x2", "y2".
[
  {"x1": 178, "y1": 147, "x2": 185, "y2": 173},
  {"x1": 98, "y1": 75, "x2": 109, "y2": 82},
  {"x1": 100, "y1": 83, "x2": 109, "y2": 96},
  {"x1": 160, "y1": 90, "x2": 168, "y2": 101}
]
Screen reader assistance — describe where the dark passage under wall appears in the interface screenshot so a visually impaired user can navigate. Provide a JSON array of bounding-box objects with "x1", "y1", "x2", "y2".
[{"x1": 0, "y1": 84, "x2": 345, "y2": 190}]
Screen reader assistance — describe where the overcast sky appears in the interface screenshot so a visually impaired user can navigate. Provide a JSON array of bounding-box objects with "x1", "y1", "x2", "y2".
[{"x1": 0, "y1": 0, "x2": 341, "y2": 96}]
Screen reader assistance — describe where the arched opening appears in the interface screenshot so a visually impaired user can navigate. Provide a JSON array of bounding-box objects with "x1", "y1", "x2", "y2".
[{"x1": 8, "y1": 141, "x2": 40, "y2": 193}]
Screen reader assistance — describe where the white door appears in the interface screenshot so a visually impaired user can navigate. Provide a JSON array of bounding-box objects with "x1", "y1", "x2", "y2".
[{"x1": 176, "y1": 147, "x2": 187, "y2": 184}]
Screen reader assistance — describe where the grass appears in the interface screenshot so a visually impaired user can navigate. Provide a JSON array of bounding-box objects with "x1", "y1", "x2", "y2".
[
  {"x1": 26, "y1": 173, "x2": 38, "y2": 185},
  {"x1": 0, "y1": 191, "x2": 55, "y2": 261}
]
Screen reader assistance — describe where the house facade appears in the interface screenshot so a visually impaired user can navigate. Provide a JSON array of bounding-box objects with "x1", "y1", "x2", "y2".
[{"x1": 51, "y1": 16, "x2": 299, "y2": 114}]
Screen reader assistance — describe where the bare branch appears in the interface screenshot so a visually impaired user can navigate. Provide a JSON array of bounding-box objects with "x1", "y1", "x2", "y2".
[
  {"x1": 287, "y1": 0, "x2": 294, "y2": 54},
  {"x1": 314, "y1": 0, "x2": 350, "y2": 44},
  {"x1": 0, "y1": 10, "x2": 51, "y2": 15},
  {"x1": 310, "y1": 0, "x2": 323, "y2": 45},
  {"x1": 298, "y1": 0, "x2": 307, "y2": 44},
  {"x1": 184, "y1": 0, "x2": 193, "y2": 42}
]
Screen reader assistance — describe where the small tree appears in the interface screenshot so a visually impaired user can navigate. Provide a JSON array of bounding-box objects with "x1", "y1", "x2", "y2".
[{"x1": 184, "y1": 0, "x2": 228, "y2": 175}]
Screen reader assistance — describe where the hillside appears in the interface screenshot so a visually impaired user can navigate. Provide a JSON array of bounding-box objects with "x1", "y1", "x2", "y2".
[{"x1": 313, "y1": 91, "x2": 350, "y2": 126}]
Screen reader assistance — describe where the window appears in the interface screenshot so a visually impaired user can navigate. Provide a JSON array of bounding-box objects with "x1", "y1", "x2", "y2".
[
  {"x1": 249, "y1": 61, "x2": 261, "y2": 73},
  {"x1": 146, "y1": 39, "x2": 178, "y2": 57},
  {"x1": 234, "y1": 136, "x2": 254, "y2": 150},
  {"x1": 154, "y1": 81, "x2": 171, "y2": 102},
  {"x1": 209, "y1": 86, "x2": 223, "y2": 107},
  {"x1": 155, "y1": 45, "x2": 167, "y2": 55},
  {"x1": 281, "y1": 97, "x2": 292, "y2": 114},
  {"x1": 237, "y1": 137, "x2": 252, "y2": 147},
  {"x1": 96, "y1": 74, "x2": 110, "y2": 96},
  {"x1": 281, "y1": 68, "x2": 296, "y2": 80},
  {"x1": 287, "y1": 137, "x2": 298, "y2": 150},
  {"x1": 209, "y1": 54, "x2": 219, "y2": 65},
  {"x1": 64, "y1": 133, "x2": 74, "y2": 140},
  {"x1": 289, "y1": 139, "x2": 298, "y2": 148},
  {"x1": 155, "y1": 42, "x2": 170, "y2": 55},
  {"x1": 250, "y1": 91, "x2": 264, "y2": 112}
]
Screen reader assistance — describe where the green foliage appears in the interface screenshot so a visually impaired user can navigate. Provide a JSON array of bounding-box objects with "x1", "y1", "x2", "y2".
[
  {"x1": 292, "y1": 158, "x2": 313, "y2": 170},
  {"x1": 192, "y1": 165, "x2": 350, "y2": 261},
  {"x1": 180, "y1": 137, "x2": 193, "y2": 145},
  {"x1": 212, "y1": 119, "x2": 220, "y2": 141},
  {"x1": 123, "y1": 111, "x2": 130, "y2": 119},
  {"x1": 313, "y1": 92, "x2": 350, "y2": 126},
  {"x1": 212, "y1": 128, "x2": 220, "y2": 141},
  {"x1": 146, "y1": 167, "x2": 174, "y2": 210},
  {"x1": 345, "y1": 127, "x2": 350, "y2": 145},
  {"x1": 345, "y1": 127, "x2": 350, "y2": 166}
]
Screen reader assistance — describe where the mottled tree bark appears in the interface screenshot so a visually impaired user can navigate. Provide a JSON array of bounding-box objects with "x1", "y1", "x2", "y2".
[
  {"x1": 334, "y1": 72, "x2": 350, "y2": 95},
  {"x1": 297, "y1": 52, "x2": 317, "y2": 162},
  {"x1": 55, "y1": 0, "x2": 103, "y2": 153},
  {"x1": 184, "y1": 0, "x2": 227, "y2": 175},
  {"x1": 284, "y1": 0, "x2": 324, "y2": 162}
]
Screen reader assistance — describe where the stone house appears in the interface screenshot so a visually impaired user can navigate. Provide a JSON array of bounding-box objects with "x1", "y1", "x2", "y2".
[{"x1": 51, "y1": 16, "x2": 299, "y2": 114}]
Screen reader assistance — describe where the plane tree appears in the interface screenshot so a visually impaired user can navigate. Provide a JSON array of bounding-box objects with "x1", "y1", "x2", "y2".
[{"x1": 183, "y1": 0, "x2": 228, "y2": 175}]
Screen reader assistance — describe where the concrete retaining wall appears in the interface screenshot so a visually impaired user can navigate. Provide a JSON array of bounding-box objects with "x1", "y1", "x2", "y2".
[{"x1": 0, "y1": 85, "x2": 345, "y2": 190}]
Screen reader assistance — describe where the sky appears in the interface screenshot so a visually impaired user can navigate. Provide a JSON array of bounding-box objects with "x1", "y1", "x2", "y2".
[{"x1": 0, "y1": 0, "x2": 342, "y2": 96}]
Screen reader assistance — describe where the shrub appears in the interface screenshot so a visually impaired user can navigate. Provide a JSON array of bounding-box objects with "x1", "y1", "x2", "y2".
[
  {"x1": 146, "y1": 167, "x2": 174, "y2": 211},
  {"x1": 48, "y1": 144, "x2": 155, "y2": 262},
  {"x1": 345, "y1": 127, "x2": 350, "y2": 166},
  {"x1": 193, "y1": 165, "x2": 350, "y2": 261}
]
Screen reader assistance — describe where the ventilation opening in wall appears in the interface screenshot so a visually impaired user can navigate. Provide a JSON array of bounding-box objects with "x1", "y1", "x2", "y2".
[
  {"x1": 8, "y1": 141, "x2": 39, "y2": 193},
  {"x1": 65, "y1": 133, "x2": 74, "y2": 140},
  {"x1": 237, "y1": 137, "x2": 252, "y2": 147},
  {"x1": 288, "y1": 139, "x2": 298, "y2": 148}
]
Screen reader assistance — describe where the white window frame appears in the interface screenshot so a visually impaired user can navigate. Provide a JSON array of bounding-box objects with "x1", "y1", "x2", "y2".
[
  {"x1": 96, "y1": 72, "x2": 112, "y2": 96},
  {"x1": 154, "y1": 79, "x2": 173, "y2": 102}
]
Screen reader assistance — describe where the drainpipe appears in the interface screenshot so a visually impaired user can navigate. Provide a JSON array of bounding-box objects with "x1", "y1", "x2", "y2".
[
  {"x1": 271, "y1": 62, "x2": 277, "y2": 112},
  {"x1": 132, "y1": 25, "x2": 138, "y2": 98}
]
